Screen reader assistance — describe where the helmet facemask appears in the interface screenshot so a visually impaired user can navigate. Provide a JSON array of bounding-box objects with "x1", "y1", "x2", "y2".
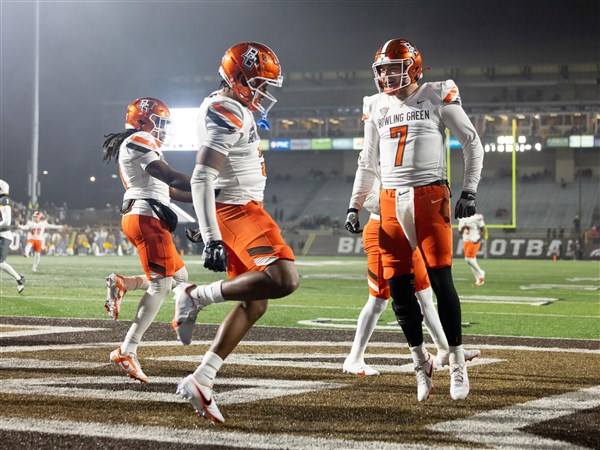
[
  {"x1": 246, "y1": 75, "x2": 283, "y2": 115},
  {"x1": 372, "y1": 58, "x2": 414, "y2": 95},
  {"x1": 149, "y1": 114, "x2": 174, "y2": 146}
]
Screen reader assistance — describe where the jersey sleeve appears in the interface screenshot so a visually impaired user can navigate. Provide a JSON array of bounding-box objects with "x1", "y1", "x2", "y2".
[
  {"x1": 440, "y1": 79, "x2": 462, "y2": 105},
  {"x1": 348, "y1": 96, "x2": 380, "y2": 211},
  {"x1": 201, "y1": 99, "x2": 245, "y2": 155},
  {"x1": 125, "y1": 132, "x2": 161, "y2": 169}
]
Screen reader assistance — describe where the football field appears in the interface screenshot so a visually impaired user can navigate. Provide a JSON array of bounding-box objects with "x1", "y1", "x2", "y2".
[{"x1": 0, "y1": 255, "x2": 599, "y2": 449}]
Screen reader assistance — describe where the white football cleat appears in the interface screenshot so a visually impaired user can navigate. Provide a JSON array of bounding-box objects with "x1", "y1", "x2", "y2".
[
  {"x1": 450, "y1": 363, "x2": 470, "y2": 400},
  {"x1": 16, "y1": 275, "x2": 25, "y2": 294},
  {"x1": 177, "y1": 374, "x2": 224, "y2": 424},
  {"x1": 110, "y1": 347, "x2": 148, "y2": 383},
  {"x1": 105, "y1": 273, "x2": 126, "y2": 320},
  {"x1": 436, "y1": 349, "x2": 481, "y2": 368},
  {"x1": 342, "y1": 357, "x2": 380, "y2": 376},
  {"x1": 415, "y1": 352, "x2": 435, "y2": 402},
  {"x1": 172, "y1": 283, "x2": 202, "y2": 345}
]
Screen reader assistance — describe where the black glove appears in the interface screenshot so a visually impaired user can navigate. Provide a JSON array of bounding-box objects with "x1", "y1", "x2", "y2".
[
  {"x1": 185, "y1": 227, "x2": 203, "y2": 243},
  {"x1": 454, "y1": 191, "x2": 476, "y2": 219},
  {"x1": 203, "y1": 240, "x2": 228, "y2": 272},
  {"x1": 344, "y1": 208, "x2": 362, "y2": 234}
]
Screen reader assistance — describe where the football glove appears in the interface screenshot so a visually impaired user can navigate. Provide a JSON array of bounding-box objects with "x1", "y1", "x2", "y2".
[
  {"x1": 454, "y1": 191, "x2": 477, "y2": 219},
  {"x1": 345, "y1": 208, "x2": 362, "y2": 234},
  {"x1": 203, "y1": 240, "x2": 228, "y2": 272},
  {"x1": 185, "y1": 227, "x2": 203, "y2": 244}
]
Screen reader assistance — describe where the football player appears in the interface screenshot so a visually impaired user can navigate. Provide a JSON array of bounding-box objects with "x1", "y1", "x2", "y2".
[
  {"x1": 19, "y1": 211, "x2": 63, "y2": 272},
  {"x1": 173, "y1": 42, "x2": 299, "y2": 424},
  {"x1": 101, "y1": 97, "x2": 192, "y2": 382},
  {"x1": 344, "y1": 176, "x2": 480, "y2": 383},
  {"x1": 458, "y1": 213, "x2": 486, "y2": 286},
  {"x1": 0, "y1": 180, "x2": 25, "y2": 293},
  {"x1": 346, "y1": 39, "x2": 483, "y2": 401}
]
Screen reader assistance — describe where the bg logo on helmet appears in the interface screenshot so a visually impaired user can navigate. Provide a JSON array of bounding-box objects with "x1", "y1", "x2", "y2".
[
  {"x1": 242, "y1": 46, "x2": 259, "y2": 69},
  {"x1": 139, "y1": 99, "x2": 153, "y2": 112}
]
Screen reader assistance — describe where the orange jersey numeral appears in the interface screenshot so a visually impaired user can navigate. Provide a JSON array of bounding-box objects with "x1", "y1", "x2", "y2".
[{"x1": 390, "y1": 125, "x2": 408, "y2": 167}]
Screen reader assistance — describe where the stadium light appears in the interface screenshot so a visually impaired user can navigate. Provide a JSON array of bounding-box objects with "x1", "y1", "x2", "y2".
[{"x1": 89, "y1": 176, "x2": 96, "y2": 182}]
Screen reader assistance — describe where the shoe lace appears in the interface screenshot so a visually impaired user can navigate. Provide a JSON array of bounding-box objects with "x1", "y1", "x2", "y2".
[
  {"x1": 414, "y1": 363, "x2": 428, "y2": 386},
  {"x1": 451, "y1": 365, "x2": 465, "y2": 384}
]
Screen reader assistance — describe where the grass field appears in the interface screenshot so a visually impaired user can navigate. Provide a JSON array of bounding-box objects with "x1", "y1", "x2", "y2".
[{"x1": 1, "y1": 255, "x2": 598, "y2": 340}]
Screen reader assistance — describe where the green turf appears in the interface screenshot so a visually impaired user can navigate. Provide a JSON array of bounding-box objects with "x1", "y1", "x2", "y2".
[{"x1": 1, "y1": 255, "x2": 598, "y2": 340}]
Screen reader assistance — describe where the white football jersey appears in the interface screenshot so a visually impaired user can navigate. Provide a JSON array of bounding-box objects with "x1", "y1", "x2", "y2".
[
  {"x1": 0, "y1": 197, "x2": 12, "y2": 240},
  {"x1": 21, "y1": 220, "x2": 61, "y2": 243},
  {"x1": 119, "y1": 131, "x2": 170, "y2": 218},
  {"x1": 458, "y1": 214, "x2": 485, "y2": 242},
  {"x1": 361, "y1": 80, "x2": 482, "y2": 191},
  {"x1": 196, "y1": 92, "x2": 266, "y2": 204}
]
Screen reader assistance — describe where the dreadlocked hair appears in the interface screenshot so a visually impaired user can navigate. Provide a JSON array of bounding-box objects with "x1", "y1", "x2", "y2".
[{"x1": 102, "y1": 129, "x2": 138, "y2": 164}]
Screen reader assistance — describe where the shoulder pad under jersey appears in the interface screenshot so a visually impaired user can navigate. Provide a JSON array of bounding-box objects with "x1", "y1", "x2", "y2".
[{"x1": 206, "y1": 97, "x2": 245, "y2": 133}]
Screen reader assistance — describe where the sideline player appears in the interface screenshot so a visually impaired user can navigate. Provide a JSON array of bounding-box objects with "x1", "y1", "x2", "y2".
[
  {"x1": 102, "y1": 97, "x2": 192, "y2": 382},
  {"x1": 344, "y1": 178, "x2": 479, "y2": 382},
  {"x1": 19, "y1": 211, "x2": 63, "y2": 272},
  {"x1": 0, "y1": 180, "x2": 25, "y2": 293},
  {"x1": 458, "y1": 213, "x2": 486, "y2": 286},
  {"x1": 346, "y1": 39, "x2": 483, "y2": 401},
  {"x1": 173, "y1": 42, "x2": 298, "y2": 424}
]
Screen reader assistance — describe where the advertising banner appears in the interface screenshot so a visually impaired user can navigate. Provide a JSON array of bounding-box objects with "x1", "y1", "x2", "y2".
[
  {"x1": 270, "y1": 139, "x2": 291, "y2": 150},
  {"x1": 290, "y1": 139, "x2": 311, "y2": 150},
  {"x1": 311, "y1": 138, "x2": 332, "y2": 150}
]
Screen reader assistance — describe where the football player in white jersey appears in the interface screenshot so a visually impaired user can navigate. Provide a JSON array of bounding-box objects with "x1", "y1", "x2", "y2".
[
  {"x1": 19, "y1": 211, "x2": 63, "y2": 272},
  {"x1": 458, "y1": 213, "x2": 486, "y2": 286},
  {"x1": 0, "y1": 180, "x2": 25, "y2": 293},
  {"x1": 345, "y1": 39, "x2": 483, "y2": 401},
  {"x1": 173, "y1": 42, "x2": 299, "y2": 424},
  {"x1": 101, "y1": 97, "x2": 193, "y2": 383}
]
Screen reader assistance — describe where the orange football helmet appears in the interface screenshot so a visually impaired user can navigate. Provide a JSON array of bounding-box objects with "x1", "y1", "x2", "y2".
[
  {"x1": 125, "y1": 98, "x2": 173, "y2": 145},
  {"x1": 219, "y1": 42, "x2": 283, "y2": 115},
  {"x1": 372, "y1": 39, "x2": 423, "y2": 95}
]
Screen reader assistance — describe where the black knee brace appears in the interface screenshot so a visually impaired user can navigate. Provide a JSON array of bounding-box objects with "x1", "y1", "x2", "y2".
[{"x1": 388, "y1": 274, "x2": 423, "y2": 326}]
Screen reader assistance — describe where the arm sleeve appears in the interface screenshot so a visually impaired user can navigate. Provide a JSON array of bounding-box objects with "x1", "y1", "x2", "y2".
[
  {"x1": 441, "y1": 103, "x2": 484, "y2": 193},
  {"x1": 191, "y1": 164, "x2": 222, "y2": 242},
  {"x1": 348, "y1": 101, "x2": 380, "y2": 210}
]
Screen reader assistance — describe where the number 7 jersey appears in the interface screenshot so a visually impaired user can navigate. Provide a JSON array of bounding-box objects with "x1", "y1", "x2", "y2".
[{"x1": 362, "y1": 79, "x2": 469, "y2": 189}]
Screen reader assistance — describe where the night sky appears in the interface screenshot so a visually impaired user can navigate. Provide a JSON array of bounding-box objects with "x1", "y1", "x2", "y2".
[{"x1": 1, "y1": 0, "x2": 598, "y2": 207}]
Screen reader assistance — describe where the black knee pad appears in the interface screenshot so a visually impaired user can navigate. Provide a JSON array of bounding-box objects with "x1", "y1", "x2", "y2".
[{"x1": 388, "y1": 274, "x2": 423, "y2": 326}]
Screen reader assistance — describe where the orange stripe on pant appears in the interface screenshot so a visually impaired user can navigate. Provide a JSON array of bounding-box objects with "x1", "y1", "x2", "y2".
[
  {"x1": 216, "y1": 201, "x2": 295, "y2": 278},
  {"x1": 122, "y1": 214, "x2": 184, "y2": 280},
  {"x1": 363, "y1": 217, "x2": 431, "y2": 299},
  {"x1": 379, "y1": 185, "x2": 453, "y2": 280},
  {"x1": 463, "y1": 241, "x2": 481, "y2": 258}
]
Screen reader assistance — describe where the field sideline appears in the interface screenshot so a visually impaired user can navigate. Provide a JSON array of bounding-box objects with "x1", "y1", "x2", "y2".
[{"x1": 0, "y1": 255, "x2": 599, "y2": 449}]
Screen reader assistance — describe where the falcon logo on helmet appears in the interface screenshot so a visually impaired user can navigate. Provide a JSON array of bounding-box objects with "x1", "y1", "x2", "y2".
[
  {"x1": 372, "y1": 39, "x2": 424, "y2": 95},
  {"x1": 219, "y1": 42, "x2": 284, "y2": 116}
]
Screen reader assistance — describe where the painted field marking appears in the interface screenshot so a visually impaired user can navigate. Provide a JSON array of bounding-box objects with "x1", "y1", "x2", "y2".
[
  {"x1": 0, "y1": 376, "x2": 344, "y2": 406},
  {"x1": 520, "y1": 284, "x2": 599, "y2": 291},
  {"x1": 152, "y1": 353, "x2": 499, "y2": 373},
  {"x1": 429, "y1": 385, "x2": 600, "y2": 450},
  {"x1": 0, "y1": 416, "x2": 447, "y2": 450},
  {"x1": 0, "y1": 324, "x2": 105, "y2": 338}
]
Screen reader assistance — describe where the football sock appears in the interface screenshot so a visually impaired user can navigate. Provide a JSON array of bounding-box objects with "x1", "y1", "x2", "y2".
[
  {"x1": 193, "y1": 280, "x2": 225, "y2": 306},
  {"x1": 122, "y1": 275, "x2": 149, "y2": 292},
  {"x1": 347, "y1": 295, "x2": 388, "y2": 361},
  {"x1": 465, "y1": 258, "x2": 483, "y2": 280},
  {"x1": 449, "y1": 345, "x2": 466, "y2": 365},
  {"x1": 409, "y1": 343, "x2": 428, "y2": 364},
  {"x1": 194, "y1": 351, "x2": 223, "y2": 387},
  {"x1": 0, "y1": 262, "x2": 21, "y2": 280},
  {"x1": 121, "y1": 278, "x2": 170, "y2": 354},
  {"x1": 32, "y1": 252, "x2": 41, "y2": 271},
  {"x1": 416, "y1": 287, "x2": 449, "y2": 353}
]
